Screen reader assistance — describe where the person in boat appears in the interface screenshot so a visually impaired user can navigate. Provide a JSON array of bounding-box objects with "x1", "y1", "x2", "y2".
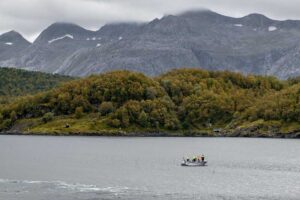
[
  {"x1": 192, "y1": 156, "x2": 197, "y2": 162},
  {"x1": 201, "y1": 154, "x2": 205, "y2": 162}
]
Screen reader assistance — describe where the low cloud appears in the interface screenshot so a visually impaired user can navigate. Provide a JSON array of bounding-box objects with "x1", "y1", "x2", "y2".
[{"x1": 1, "y1": 0, "x2": 300, "y2": 42}]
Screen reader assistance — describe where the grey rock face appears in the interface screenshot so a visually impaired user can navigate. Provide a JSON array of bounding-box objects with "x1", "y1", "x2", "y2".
[
  {"x1": 2, "y1": 10, "x2": 300, "y2": 79},
  {"x1": 0, "y1": 31, "x2": 30, "y2": 61}
]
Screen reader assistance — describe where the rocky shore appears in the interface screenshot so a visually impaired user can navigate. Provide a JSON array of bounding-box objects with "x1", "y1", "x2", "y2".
[{"x1": 1, "y1": 128, "x2": 300, "y2": 138}]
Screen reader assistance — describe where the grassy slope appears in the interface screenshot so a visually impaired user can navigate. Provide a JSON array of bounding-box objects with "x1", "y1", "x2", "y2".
[
  {"x1": 16, "y1": 115, "x2": 179, "y2": 136},
  {"x1": 11, "y1": 116, "x2": 299, "y2": 137}
]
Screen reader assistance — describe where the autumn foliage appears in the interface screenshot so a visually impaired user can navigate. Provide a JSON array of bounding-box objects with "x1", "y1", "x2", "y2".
[{"x1": 1, "y1": 68, "x2": 298, "y2": 132}]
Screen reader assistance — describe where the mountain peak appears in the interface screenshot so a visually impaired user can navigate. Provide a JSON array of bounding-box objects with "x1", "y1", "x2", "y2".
[
  {"x1": 241, "y1": 13, "x2": 274, "y2": 26},
  {"x1": 179, "y1": 9, "x2": 230, "y2": 19},
  {"x1": 179, "y1": 9, "x2": 235, "y2": 25},
  {"x1": 97, "y1": 23, "x2": 141, "y2": 37},
  {"x1": 41, "y1": 22, "x2": 90, "y2": 35},
  {"x1": 0, "y1": 30, "x2": 30, "y2": 44},
  {"x1": 244, "y1": 13, "x2": 271, "y2": 20},
  {"x1": 34, "y1": 22, "x2": 91, "y2": 44},
  {"x1": 180, "y1": 9, "x2": 220, "y2": 16},
  {"x1": 4, "y1": 30, "x2": 19, "y2": 35},
  {"x1": 1, "y1": 30, "x2": 23, "y2": 38},
  {"x1": 46, "y1": 22, "x2": 85, "y2": 30}
]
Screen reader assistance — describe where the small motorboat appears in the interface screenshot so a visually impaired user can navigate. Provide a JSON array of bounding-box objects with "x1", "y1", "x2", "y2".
[
  {"x1": 181, "y1": 155, "x2": 207, "y2": 167},
  {"x1": 181, "y1": 160, "x2": 207, "y2": 166}
]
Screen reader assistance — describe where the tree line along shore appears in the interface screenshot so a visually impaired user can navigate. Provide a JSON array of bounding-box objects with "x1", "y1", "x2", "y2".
[{"x1": 1, "y1": 68, "x2": 300, "y2": 138}]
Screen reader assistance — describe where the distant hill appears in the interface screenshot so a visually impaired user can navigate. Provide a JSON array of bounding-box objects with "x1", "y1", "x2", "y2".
[
  {"x1": 1, "y1": 69, "x2": 300, "y2": 138},
  {"x1": 2, "y1": 10, "x2": 300, "y2": 78},
  {"x1": 0, "y1": 68, "x2": 74, "y2": 96}
]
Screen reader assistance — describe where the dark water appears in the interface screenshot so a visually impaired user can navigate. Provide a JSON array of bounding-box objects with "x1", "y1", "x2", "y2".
[{"x1": 0, "y1": 136, "x2": 299, "y2": 200}]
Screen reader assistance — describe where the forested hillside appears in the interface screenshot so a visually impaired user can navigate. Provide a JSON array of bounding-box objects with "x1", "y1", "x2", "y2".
[
  {"x1": 0, "y1": 69, "x2": 299, "y2": 137},
  {"x1": 0, "y1": 68, "x2": 74, "y2": 96}
]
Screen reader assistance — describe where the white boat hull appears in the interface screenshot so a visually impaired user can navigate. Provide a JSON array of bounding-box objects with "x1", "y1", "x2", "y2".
[{"x1": 181, "y1": 161, "x2": 207, "y2": 167}]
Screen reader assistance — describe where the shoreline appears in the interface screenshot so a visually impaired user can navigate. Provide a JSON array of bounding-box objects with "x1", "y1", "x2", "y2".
[{"x1": 1, "y1": 130, "x2": 299, "y2": 138}]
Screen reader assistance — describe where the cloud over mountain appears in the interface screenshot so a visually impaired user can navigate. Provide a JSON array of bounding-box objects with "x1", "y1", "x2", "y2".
[{"x1": 1, "y1": 0, "x2": 300, "y2": 41}]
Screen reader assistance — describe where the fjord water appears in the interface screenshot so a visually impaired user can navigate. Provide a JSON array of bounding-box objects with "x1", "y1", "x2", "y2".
[{"x1": 0, "y1": 136, "x2": 299, "y2": 200}]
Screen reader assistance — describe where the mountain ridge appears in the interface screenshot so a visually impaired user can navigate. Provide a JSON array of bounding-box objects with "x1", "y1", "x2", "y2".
[{"x1": 2, "y1": 10, "x2": 300, "y2": 78}]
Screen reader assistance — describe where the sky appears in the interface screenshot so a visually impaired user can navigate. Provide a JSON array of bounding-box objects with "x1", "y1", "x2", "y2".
[{"x1": 1, "y1": 0, "x2": 300, "y2": 42}]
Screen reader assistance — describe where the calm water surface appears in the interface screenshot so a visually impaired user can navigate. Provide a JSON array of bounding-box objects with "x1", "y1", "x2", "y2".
[{"x1": 0, "y1": 136, "x2": 299, "y2": 200}]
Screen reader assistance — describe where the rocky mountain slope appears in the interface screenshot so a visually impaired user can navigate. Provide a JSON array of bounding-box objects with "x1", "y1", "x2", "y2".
[
  {"x1": 0, "y1": 31, "x2": 31, "y2": 61},
  {"x1": 1, "y1": 10, "x2": 300, "y2": 78}
]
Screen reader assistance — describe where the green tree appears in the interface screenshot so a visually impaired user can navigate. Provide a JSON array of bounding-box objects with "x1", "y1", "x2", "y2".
[
  {"x1": 138, "y1": 111, "x2": 148, "y2": 127},
  {"x1": 75, "y1": 107, "x2": 84, "y2": 119},
  {"x1": 42, "y1": 112, "x2": 54, "y2": 123},
  {"x1": 10, "y1": 111, "x2": 17, "y2": 122},
  {"x1": 0, "y1": 113, "x2": 3, "y2": 124},
  {"x1": 109, "y1": 119, "x2": 121, "y2": 128},
  {"x1": 99, "y1": 102, "x2": 114, "y2": 116},
  {"x1": 113, "y1": 107, "x2": 130, "y2": 128},
  {"x1": 125, "y1": 101, "x2": 142, "y2": 123},
  {"x1": 164, "y1": 115, "x2": 180, "y2": 130}
]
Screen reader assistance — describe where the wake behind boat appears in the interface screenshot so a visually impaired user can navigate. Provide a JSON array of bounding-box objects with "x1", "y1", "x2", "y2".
[{"x1": 181, "y1": 155, "x2": 207, "y2": 167}]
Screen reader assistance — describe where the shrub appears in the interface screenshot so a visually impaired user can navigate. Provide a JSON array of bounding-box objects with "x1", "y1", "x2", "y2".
[
  {"x1": 42, "y1": 112, "x2": 54, "y2": 123},
  {"x1": 138, "y1": 111, "x2": 149, "y2": 127},
  {"x1": 75, "y1": 107, "x2": 84, "y2": 119},
  {"x1": 99, "y1": 102, "x2": 114, "y2": 116},
  {"x1": 109, "y1": 119, "x2": 121, "y2": 128},
  {"x1": 10, "y1": 111, "x2": 17, "y2": 122},
  {"x1": 0, "y1": 119, "x2": 13, "y2": 130},
  {"x1": 0, "y1": 113, "x2": 3, "y2": 124}
]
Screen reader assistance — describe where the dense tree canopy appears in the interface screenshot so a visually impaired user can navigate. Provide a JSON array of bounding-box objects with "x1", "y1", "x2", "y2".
[
  {"x1": 1, "y1": 68, "x2": 300, "y2": 133},
  {"x1": 0, "y1": 68, "x2": 73, "y2": 96}
]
